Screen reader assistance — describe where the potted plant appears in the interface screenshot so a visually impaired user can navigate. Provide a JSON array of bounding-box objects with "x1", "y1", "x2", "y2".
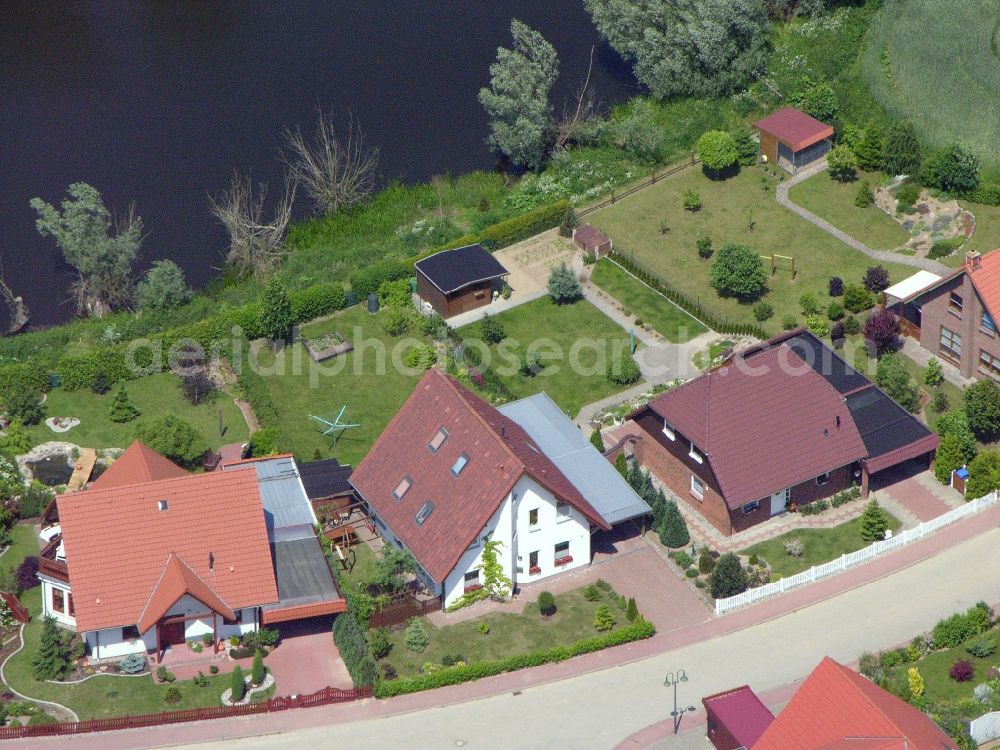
[{"x1": 529, "y1": 565, "x2": 541, "y2": 575}]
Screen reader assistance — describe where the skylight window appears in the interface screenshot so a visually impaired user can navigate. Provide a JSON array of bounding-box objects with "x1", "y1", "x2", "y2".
[
  {"x1": 414, "y1": 501, "x2": 435, "y2": 526},
  {"x1": 451, "y1": 453, "x2": 469, "y2": 477},
  {"x1": 392, "y1": 477, "x2": 412, "y2": 501},
  {"x1": 157, "y1": 500, "x2": 169, "y2": 512},
  {"x1": 428, "y1": 427, "x2": 449, "y2": 453}
]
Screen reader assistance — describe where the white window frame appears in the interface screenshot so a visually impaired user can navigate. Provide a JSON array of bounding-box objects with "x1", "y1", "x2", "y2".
[
  {"x1": 690, "y1": 475, "x2": 705, "y2": 500},
  {"x1": 464, "y1": 570, "x2": 480, "y2": 584},
  {"x1": 688, "y1": 442, "x2": 704, "y2": 464},
  {"x1": 983, "y1": 312, "x2": 997, "y2": 336},
  {"x1": 556, "y1": 502, "x2": 571, "y2": 521},
  {"x1": 662, "y1": 419, "x2": 676, "y2": 441},
  {"x1": 816, "y1": 472, "x2": 831, "y2": 487},
  {"x1": 528, "y1": 508, "x2": 539, "y2": 528}
]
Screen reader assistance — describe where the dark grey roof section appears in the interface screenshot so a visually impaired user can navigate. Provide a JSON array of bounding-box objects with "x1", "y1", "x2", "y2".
[
  {"x1": 223, "y1": 455, "x2": 316, "y2": 538},
  {"x1": 264, "y1": 536, "x2": 341, "y2": 610},
  {"x1": 846, "y1": 387, "x2": 935, "y2": 459},
  {"x1": 497, "y1": 393, "x2": 651, "y2": 525},
  {"x1": 782, "y1": 332, "x2": 870, "y2": 394},
  {"x1": 298, "y1": 459, "x2": 354, "y2": 500},
  {"x1": 415, "y1": 244, "x2": 509, "y2": 295}
]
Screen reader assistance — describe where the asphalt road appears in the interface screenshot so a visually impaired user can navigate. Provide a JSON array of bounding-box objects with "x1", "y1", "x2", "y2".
[{"x1": 48, "y1": 524, "x2": 997, "y2": 750}]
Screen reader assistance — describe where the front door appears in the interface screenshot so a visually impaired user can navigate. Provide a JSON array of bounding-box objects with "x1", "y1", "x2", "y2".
[
  {"x1": 158, "y1": 619, "x2": 185, "y2": 647},
  {"x1": 770, "y1": 488, "x2": 789, "y2": 516}
]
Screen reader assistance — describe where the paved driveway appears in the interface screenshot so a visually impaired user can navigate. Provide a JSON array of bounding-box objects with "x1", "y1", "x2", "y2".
[{"x1": 269, "y1": 618, "x2": 353, "y2": 696}]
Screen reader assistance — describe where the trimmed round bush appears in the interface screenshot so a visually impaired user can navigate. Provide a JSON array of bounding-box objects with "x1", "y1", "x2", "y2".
[{"x1": 538, "y1": 591, "x2": 556, "y2": 617}]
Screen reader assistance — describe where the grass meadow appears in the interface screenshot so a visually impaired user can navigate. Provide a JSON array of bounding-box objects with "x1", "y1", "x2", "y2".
[{"x1": 861, "y1": 0, "x2": 1000, "y2": 171}]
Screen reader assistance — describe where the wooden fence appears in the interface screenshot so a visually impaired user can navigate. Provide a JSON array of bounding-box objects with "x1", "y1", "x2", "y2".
[
  {"x1": 0, "y1": 591, "x2": 30, "y2": 624},
  {"x1": 0, "y1": 685, "x2": 373, "y2": 739},
  {"x1": 576, "y1": 155, "x2": 699, "y2": 219},
  {"x1": 369, "y1": 593, "x2": 443, "y2": 629}
]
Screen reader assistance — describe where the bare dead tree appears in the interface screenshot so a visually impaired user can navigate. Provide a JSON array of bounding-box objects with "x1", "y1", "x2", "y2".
[
  {"x1": 554, "y1": 46, "x2": 598, "y2": 151},
  {"x1": 209, "y1": 173, "x2": 295, "y2": 280},
  {"x1": 282, "y1": 111, "x2": 379, "y2": 216}
]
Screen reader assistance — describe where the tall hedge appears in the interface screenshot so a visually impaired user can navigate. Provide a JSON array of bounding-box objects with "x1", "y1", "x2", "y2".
[
  {"x1": 373, "y1": 617, "x2": 655, "y2": 698},
  {"x1": 332, "y1": 603, "x2": 377, "y2": 687}
]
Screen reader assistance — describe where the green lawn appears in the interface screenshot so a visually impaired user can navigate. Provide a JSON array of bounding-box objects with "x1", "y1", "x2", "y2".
[
  {"x1": 861, "y1": 0, "x2": 1000, "y2": 168},
  {"x1": 788, "y1": 170, "x2": 910, "y2": 251},
  {"x1": 378, "y1": 585, "x2": 629, "y2": 678},
  {"x1": 589, "y1": 258, "x2": 707, "y2": 343},
  {"x1": 741, "y1": 510, "x2": 902, "y2": 577},
  {"x1": 0, "y1": 525, "x2": 39, "y2": 577},
  {"x1": 255, "y1": 305, "x2": 436, "y2": 466},
  {"x1": 589, "y1": 165, "x2": 914, "y2": 335},
  {"x1": 338, "y1": 541, "x2": 381, "y2": 594},
  {"x1": 26, "y1": 373, "x2": 248, "y2": 452},
  {"x1": 916, "y1": 628, "x2": 1000, "y2": 704},
  {"x1": 457, "y1": 297, "x2": 640, "y2": 417},
  {"x1": 4, "y1": 588, "x2": 235, "y2": 720}
]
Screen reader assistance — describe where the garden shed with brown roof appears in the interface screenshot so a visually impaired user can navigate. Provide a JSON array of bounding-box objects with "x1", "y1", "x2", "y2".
[
  {"x1": 573, "y1": 223, "x2": 611, "y2": 259},
  {"x1": 754, "y1": 107, "x2": 834, "y2": 173}
]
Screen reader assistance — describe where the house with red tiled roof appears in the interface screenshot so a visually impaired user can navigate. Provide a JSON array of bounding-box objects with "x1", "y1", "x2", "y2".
[
  {"x1": 624, "y1": 331, "x2": 938, "y2": 535},
  {"x1": 889, "y1": 249, "x2": 1000, "y2": 381},
  {"x1": 736, "y1": 656, "x2": 956, "y2": 749},
  {"x1": 754, "y1": 107, "x2": 834, "y2": 173},
  {"x1": 350, "y1": 369, "x2": 649, "y2": 608},
  {"x1": 38, "y1": 443, "x2": 345, "y2": 663}
]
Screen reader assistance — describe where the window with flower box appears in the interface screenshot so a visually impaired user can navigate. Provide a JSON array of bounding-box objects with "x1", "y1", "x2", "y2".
[
  {"x1": 463, "y1": 569, "x2": 482, "y2": 593},
  {"x1": 554, "y1": 541, "x2": 572, "y2": 566},
  {"x1": 528, "y1": 550, "x2": 540, "y2": 575}
]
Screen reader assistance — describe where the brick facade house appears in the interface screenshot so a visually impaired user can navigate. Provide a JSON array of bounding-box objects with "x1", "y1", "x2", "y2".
[
  {"x1": 894, "y1": 250, "x2": 1000, "y2": 381},
  {"x1": 625, "y1": 331, "x2": 938, "y2": 536}
]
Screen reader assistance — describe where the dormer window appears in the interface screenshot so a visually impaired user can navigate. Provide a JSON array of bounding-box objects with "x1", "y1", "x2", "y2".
[
  {"x1": 689, "y1": 443, "x2": 704, "y2": 464},
  {"x1": 662, "y1": 419, "x2": 676, "y2": 441},
  {"x1": 392, "y1": 477, "x2": 412, "y2": 501},
  {"x1": 451, "y1": 453, "x2": 469, "y2": 477},
  {"x1": 414, "y1": 501, "x2": 435, "y2": 526},
  {"x1": 428, "y1": 427, "x2": 448, "y2": 453}
]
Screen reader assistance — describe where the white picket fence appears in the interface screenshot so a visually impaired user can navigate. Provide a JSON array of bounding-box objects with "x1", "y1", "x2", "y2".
[
  {"x1": 715, "y1": 491, "x2": 998, "y2": 616},
  {"x1": 970, "y1": 710, "x2": 1000, "y2": 744}
]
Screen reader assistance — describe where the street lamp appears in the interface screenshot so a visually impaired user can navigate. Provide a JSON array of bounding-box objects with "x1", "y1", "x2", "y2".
[{"x1": 664, "y1": 669, "x2": 697, "y2": 734}]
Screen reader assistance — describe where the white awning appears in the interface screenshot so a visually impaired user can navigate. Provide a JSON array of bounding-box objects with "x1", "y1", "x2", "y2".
[{"x1": 883, "y1": 270, "x2": 942, "y2": 302}]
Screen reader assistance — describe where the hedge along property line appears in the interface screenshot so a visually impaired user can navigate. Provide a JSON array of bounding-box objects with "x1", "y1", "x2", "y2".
[
  {"x1": 608, "y1": 250, "x2": 769, "y2": 340},
  {"x1": 372, "y1": 617, "x2": 656, "y2": 698},
  {"x1": 405, "y1": 199, "x2": 572, "y2": 271}
]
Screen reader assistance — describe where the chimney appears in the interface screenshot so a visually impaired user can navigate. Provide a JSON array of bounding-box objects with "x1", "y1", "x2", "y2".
[{"x1": 967, "y1": 250, "x2": 982, "y2": 271}]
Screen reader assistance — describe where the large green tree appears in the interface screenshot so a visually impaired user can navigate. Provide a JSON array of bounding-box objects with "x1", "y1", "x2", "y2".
[
  {"x1": 965, "y1": 379, "x2": 1000, "y2": 442},
  {"x1": 585, "y1": 0, "x2": 770, "y2": 99},
  {"x1": 32, "y1": 616, "x2": 71, "y2": 680},
  {"x1": 921, "y1": 144, "x2": 980, "y2": 194},
  {"x1": 135, "y1": 260, "x2": 192, "y2": 311},
  {"x1": 709, "y1": 243, "x2": 767, "y2": 301},
  {"x1": 854, "y1": 120, "x2": 884, "y2": 172},
  {"x1": 881, "y1": 122, "x2": 922, "y2": 177},
  {"x1": 935, "y1": 410, "x2": 978, "y2": 464},
  {"x1": 259, "y1": 279, "x2": 294, "y2": 342},
  {"x1": 478, "y1": 20, "x2": 558, "y2": 170},
  {"x1": 697, "y1": 131, "x2": 740, "y2": 178},
  {"x1": 134, "y1": 415, "x2": 208, "y2": 468},
  {"x1": 710, "y1": 552, "x2": 748, "y2": 598},
  {"x1": 30, "y1": 183, "x2": 143, "y2": 316}
]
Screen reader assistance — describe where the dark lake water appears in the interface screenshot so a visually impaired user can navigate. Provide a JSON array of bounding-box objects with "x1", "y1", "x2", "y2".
[{"x1": 0, "y1": 1, "x2": 632, "y2": 329}]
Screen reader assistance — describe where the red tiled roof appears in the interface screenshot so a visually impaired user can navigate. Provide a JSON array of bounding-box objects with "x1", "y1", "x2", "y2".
[
  {"x1": 647, "y1": 346, "x2": 867, "y2": 508},
  {"x1": 754, "y1": 107, "x2": 834, "y2": 151},
  {"x1": 137, "y1": 553, "x2": 235, "y2": 633},
  {"x1": 58, "y1": 464, "x2": 278, "y2": 632},
  {"x1": 702, "y1": 685, "x2": 774, "y2": 749},
  {"x1": 90, "y1": 441, "x2": 189, "y2": 489},
  {"x1": 968, "y1": 250, "x2": 1000, "y2": 320},
  {"x1": 350, "y1": 369, "x2": 609, "y2": 583},
  {"x1": 753, "y1": 657, "x2": 956, "y2": 749}
]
